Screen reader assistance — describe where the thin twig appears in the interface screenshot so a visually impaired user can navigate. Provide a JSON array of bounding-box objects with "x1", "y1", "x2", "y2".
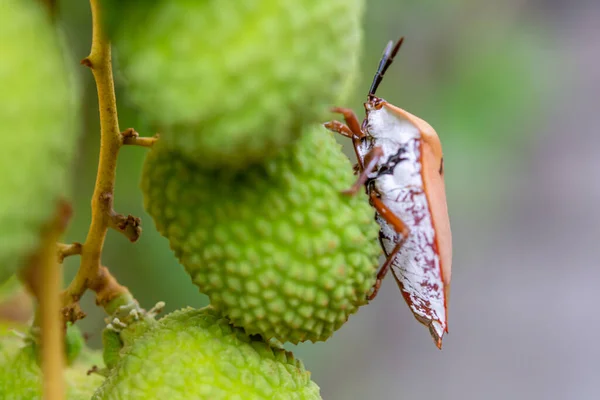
[
  {"x1": 88, "y1": 266, "x2": 130, "y2": 308},
  {"x1": 60, "y1": 0, "x2": 133, "y2": 323},
  {"x1": 108, "y1": 212, "x2": 142, "y2": 242},
  {"x1": 121, "y1": 128, "x2": 159, "y2": 148},
  {"x1": 57, "y1": 242, "x2": 82, "y2": 263}
]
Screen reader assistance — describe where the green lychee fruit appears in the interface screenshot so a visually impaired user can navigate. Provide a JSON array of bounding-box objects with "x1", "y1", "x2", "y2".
[
  {"x1": 0, "y1": 332, "x2": 104, "y2": 399},
  {"x1": 142, "y1": 126, "x2": 380, "y2": 343},
  {"x1": 93, "y1": 307, "x2": 321, "y2": 400},
  {"x1": 110, "y1": 0, "x2": 364, "y2": 168},
  {"x1": 0, "y1": 0, "x2": 80, "y2": 284}
]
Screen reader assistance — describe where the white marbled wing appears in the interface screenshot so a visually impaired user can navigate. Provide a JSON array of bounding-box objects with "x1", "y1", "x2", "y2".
[{"x1": 360, "y1": 106, "x2": 447, "y2": 342}]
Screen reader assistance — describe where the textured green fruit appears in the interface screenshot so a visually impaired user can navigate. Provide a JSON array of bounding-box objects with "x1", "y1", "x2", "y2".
[
  {"x1": 111, "y1": 0, "x2": 363, "y2": 167},
  {"x1": 93, "y1": 307, "x2": 321, "y2": 400},
  {"x1": 142, "y1": 126, "x2": 380, "y2": 343},
  {"x1": 0, "y1": 0, "x2": 79, "y2": 284},
  {"x1": 0, "y1": 336, "x2": 104, "y2": 399}
]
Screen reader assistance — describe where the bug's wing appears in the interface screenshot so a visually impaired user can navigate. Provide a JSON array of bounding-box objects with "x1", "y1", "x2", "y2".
[
  {"x1": 381, "y1": 102, "x2": 452, "y2": 291},
  {"x1": 379, "y1": 193, "x2": 449, "y2": 349},
  {"x1": 421, "y1": 140, "x2": 452, "y2": 293},
  {"x1": 374, "y1": 105, "x2": 452, "y2": 348}
]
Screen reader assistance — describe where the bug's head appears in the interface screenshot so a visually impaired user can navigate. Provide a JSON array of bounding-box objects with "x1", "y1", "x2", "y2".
[{"x1": 365, "y1": 37, "x2": 404, "y2": 111}]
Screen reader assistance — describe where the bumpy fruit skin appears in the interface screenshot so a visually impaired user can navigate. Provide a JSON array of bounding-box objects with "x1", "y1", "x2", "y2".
[
  {"x1": 0, "y1": 0, "x2": 79, "y2": 284},
  {"x1": 93, "y1": 307, "x2": 321, "y2": 400},
  {"x1": 111, "y1": 0, "x2": 364, "y2": 167},
  {"x1": 142, "y1": 126, "x2": 380, "y2": 343},
  {"x1": 0, "y1": 338, "x2": 104, "y2": 399}
]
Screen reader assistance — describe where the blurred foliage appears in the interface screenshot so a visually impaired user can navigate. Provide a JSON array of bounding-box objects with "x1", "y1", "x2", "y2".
[
  {"x1": 53, "y1": 0, "x2": 554, "y2": 395},
  {"x1": 0, "y1": 276, "x2": 20, "y2": 301}
]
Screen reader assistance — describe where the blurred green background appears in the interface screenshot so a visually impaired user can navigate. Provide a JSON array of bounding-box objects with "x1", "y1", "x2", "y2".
[{"x1": 55, "y1": 0, "x2": 600, "y2": 399}]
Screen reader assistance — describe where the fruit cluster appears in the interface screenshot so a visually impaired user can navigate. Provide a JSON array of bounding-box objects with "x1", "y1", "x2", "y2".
[
  {"x1": 131, "y1": 0, "x2": 381, "y2": 347},
  {"x1": 0, "y1": 0, "x2": 379, "y2": 398}
]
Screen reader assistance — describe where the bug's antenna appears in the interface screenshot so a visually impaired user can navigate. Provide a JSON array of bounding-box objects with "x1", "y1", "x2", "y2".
[{"x1": 368, "y1": 37, "x2": 404, "y2": 99}]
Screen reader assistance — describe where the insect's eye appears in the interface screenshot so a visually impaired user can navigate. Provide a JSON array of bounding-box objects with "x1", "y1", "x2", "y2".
[{"x1": 439, "y1": 158, "x2": 444, "y2": 175}]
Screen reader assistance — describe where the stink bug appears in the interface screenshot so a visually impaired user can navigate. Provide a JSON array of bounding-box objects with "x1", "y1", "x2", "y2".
[{"x1": 324, "y1": 37, "x2": 452, "y2": 349}]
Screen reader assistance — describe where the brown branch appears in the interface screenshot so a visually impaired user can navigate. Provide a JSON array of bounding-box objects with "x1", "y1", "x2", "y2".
[
  {"x1": 121, "y1": 128, "x2": 159, "y2": 148},
  {"x1": 88, "y1": 266, "x2": 130, "y2": 309},
  {"x1": 60, "y1": 0, "x2": 137, "y2": 324},
  {"x1": 108, "y1": 210, "x2": 142, "y2": 242},
  {"x1": 57, "y1": 242, "x2": 82, "y2": 263}
]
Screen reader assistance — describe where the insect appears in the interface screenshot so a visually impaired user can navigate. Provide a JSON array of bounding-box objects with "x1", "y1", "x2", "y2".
[{"x1": 324, "y1": 37, "x2": 452, "y2": 349}]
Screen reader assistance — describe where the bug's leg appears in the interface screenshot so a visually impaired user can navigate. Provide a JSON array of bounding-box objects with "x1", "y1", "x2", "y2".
[
  {"x1": 330, "y1": 107, "x2": 365, "y2": 139},
  {"x1": 323, "y1": 120, "x2": 355, "y2": 139},
  {"x1": 368, "y1": 240, "x2": 405, "y2": 300},
  {"x1": 367, "y1": 191, "x2": 410, "y2": 300},
  {"x1": 342, "y1": 146, "x2": 384, "y2": 196},
  {"x1": 323, "y1": 121, "x2": 366, "y2": 173},
  {"x1": 369, "y1": 191, "x2": 409, "y2": 235}
]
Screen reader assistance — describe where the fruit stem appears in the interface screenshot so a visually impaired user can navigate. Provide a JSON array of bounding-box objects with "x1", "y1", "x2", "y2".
[
  {"x1": 57, "y1": 242, "x2": 82, "y2": 263},
  {"x1": 20, "y1": 201, "x2": 72, "y2": 400},
  {"x1": 40, "y1": 204, "x2": 70, "y2": 400},
  {"x1": 122, "y1": 128, "x2": 160, "y2": 148},
  {"x1": 60, "y1": 0, "x2": 143, "y2": 322}
]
